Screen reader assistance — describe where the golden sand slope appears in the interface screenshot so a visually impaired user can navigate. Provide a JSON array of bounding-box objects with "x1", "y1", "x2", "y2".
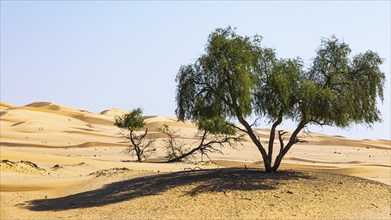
[{"x1": 1, "y1": 101, "x2": 390, "y2": 219}]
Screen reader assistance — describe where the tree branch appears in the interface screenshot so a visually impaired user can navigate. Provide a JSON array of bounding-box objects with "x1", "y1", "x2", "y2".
[
  {"x1": 309, "y1": 119, "x2": 326, "y2": 127},
  {"x1": 250, "y1": 117, "x2": 262, "y2": 127},
  {"x1": 230, "y1": 124, "x2": 249, "y2": 134},
  {"x1": 268, "y1": 113, "x2": 283, "y2": 164},
  {"x1": 236, "y1": 114, "x2": 270, "y2": 169},
  {"x1": 294, "y1": 137, "x2": 308, "y2": 144},
  {"x1": 277, "y1": 130, "x2": 288, "y2": 156}
]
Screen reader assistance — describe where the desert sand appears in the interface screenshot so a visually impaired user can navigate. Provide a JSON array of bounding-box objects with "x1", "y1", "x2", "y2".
[{"x1": 1, "y1": 101, "x2": 390, "y2": 219}]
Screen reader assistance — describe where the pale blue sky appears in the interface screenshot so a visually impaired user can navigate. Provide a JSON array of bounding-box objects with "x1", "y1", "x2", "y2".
[{"x1": 1, "y1": 1, "x2": 390, "y2": 139}]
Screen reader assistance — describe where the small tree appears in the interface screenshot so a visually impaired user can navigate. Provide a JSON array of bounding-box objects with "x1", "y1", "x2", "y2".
[
  {"x1": 165, "y1": 117, "x2": 243, "y2": 162},
  {"x1": 176, "y1": 27, "x2": 385, "y2": 172},
  {"x1": 115, "y1": 108, "x2": 156, "y2": 162}
]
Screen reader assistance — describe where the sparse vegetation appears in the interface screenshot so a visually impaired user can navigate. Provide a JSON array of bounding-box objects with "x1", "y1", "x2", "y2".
[
  {"x1": 161, "y1": 118, "x2": 243, "y2": 162},
  {"x1": 158, "y1": 124, "x2": 189, "y2": 161}
]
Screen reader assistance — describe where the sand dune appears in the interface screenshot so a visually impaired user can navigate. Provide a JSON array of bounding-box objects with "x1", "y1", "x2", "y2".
[
  {"x1": 0, "y1": 102, "x2": 14, "y2": 110},
  {"x1": 100, "y1": 108, "x2": 129, "y2": 117},
  {"x1": 1, "y1": 102, "x2": 390, "y2": 219}
]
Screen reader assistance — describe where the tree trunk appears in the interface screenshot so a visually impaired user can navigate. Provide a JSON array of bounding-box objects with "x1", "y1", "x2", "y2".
[
  {"x1": 134, "y1": 146, "x2": 142, "y2": 162},
  {"x1": 130, "y1": 130, "x2": 143, "y2": 162},
  {"x1": 272, "y1": 144, "x2": 290, "y2": 172},
  {"x1": 237, "y1": 115, "x2": 272, "y2": 172},
  {"x1": 265, "y1": 163, "x2": 273, "y2": 172},
  {"x1": 267, "y1": 114, "x2": 283, "y2": 167}
]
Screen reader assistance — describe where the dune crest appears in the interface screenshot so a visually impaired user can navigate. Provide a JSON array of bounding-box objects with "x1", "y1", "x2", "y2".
[
  {"x1": 100, "y1": 108, "x2": 129, "y2": 117},
  {"x1": 25, "y1": 101, "x2": 83, "y2": 112}
]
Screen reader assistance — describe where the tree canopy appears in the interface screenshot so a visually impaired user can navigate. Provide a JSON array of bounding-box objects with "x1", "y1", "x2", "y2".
[
  {"x1": 175, "y1": 27, "x2": 385, "y2": 172},
  {"x1": 114, "y1": 108, "x2": 145, "y2": 131}
]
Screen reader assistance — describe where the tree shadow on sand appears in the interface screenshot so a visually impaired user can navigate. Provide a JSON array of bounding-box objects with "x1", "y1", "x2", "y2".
[{"x1": 26, "y1": 168, "x2": 312, "y2": 211}]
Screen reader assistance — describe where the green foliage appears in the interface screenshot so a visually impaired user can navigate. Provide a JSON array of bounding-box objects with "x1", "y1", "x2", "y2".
[
  {"x1": 176, "y1": 28, "x2": 384, "y2": 128},
  {"x1": 114, "y1": 108, "x2": 145, "y2": 131},
  {"x1": 176, "y1": 26, "x2": 263, "y2": 122},
  {"x1": 304, "y1": 36, "x2": 385, "y2": 127},
  {"x1": 196, "y1": 117, "x2": 236, "y2": 135},
  {"x1": 254, "y1": 58, "x2": 303, "y2": 120}
]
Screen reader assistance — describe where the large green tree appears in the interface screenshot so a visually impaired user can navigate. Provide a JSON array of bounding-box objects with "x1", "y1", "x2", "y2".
[{"x1": 175, "y1": 27, "x2": 385, "y2": 172}]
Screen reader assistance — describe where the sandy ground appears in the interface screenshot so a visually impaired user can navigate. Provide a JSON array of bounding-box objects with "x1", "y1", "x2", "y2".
[{"x1": 1, "y1": 102, "x2": 390, "y2": 219}]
